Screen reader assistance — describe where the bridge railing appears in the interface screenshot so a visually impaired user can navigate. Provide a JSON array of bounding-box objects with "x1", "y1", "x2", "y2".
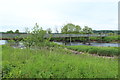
[
  {"x1": 0, "y1": 33, "x2": 109, "y2": 39},
  {"x1": 45, "y1": 34, "x2": 108, "y2": 38}
]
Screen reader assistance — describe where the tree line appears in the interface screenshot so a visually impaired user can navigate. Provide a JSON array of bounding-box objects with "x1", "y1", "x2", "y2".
[
  {"x1": 2, "y1": 23, "x2": 119, "y2": 35},
  {"x1": 1, "y1": 30, "x2": 20, "y2": 33},
  {"x1": 45, "y1": 23, "x2": 93, "y2": 34}
]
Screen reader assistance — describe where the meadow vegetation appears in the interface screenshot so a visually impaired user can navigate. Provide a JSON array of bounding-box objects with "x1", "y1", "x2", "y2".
[
  {"x1": 2, "y1": 45, "x2": 118, "y2": 78},
  {"x1": 1, "y1": 23, "x2": 119, "y2": 78},
  {"x1": 67, "y1": 45, "x2": 119, "y2": 57},
  {"x1": 90, "y1": 35, "x2": 120, "y2": 43}
]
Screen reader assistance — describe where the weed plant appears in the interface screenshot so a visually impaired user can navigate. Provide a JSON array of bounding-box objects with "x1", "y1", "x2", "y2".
[{"x1": 2, "y1": 45, "x2": 118, "y2": 78}]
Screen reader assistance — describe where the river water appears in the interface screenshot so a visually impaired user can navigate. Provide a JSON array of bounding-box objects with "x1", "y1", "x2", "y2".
[
  {"x1": 0, "y1": 40, "x2": 7, "y2": 45},
  {"x1": 0, "y1": 40, "x2": 119, "y2": 47},
  {"x1": 54, "y1": 42, "x2": 119, "y2": 47}
]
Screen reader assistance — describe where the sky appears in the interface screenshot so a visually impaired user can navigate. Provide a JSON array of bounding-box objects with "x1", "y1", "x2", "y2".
[{"x1": 0, "y1": 0, "x2": 119, "y2": 32}]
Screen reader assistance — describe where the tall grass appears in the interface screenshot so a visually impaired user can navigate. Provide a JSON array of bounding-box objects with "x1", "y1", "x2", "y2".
[
  {"x1": 2, "y1": 45, "x2": 118, "y2": 78},
  {"x1": 103, "y1": 36, "x2": 119, "y2": 42},
  {"x1": 67, "y1": 45, "x2": 119, "y2": 56},
  {"x1": 90, "y1": 35, "x2": 120, "y2": 43}
]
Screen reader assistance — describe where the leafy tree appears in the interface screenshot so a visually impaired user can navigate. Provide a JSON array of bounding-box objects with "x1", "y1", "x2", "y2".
[
  {"x1": 61, "y1": 23, "x2": 81, "y2": 34},
  {"x1": 23, "y1": 23, "x2": 47, "y2": 47},
  {"x1": 15, "y1": 30, "x2": 19, "y2": 33},
  {"x1": 75, "y1": 25, "x2": 81, "y2": 33},
  {"x1": 6, "y1": 30, "x2": 14, "y2": 33},
  {"x1": 82, "y1": 26, "x2": 93, "y2": 34},
  {"x1": 46, "y1": 28, "x2": 52, "y2": 34}
]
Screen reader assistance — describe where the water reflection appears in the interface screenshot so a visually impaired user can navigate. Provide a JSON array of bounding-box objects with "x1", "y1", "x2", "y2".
[
  {"x1": 0, "y1": 40, "x2": 119, "y2": 47},
  {"x1": 0, "y1": 40, "x2": 25, "y2": 49}
]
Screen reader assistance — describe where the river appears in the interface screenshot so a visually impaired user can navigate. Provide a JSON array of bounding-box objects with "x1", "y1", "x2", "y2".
[
  {"x1": 0, "y1": 40, "x2": 119, "y2": 47},
  {"x1": 54, "y1": 42, "x2": 119, "y2": 47}
]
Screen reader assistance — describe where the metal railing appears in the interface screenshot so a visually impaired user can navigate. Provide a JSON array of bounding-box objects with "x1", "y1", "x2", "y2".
[{"x1": 0, "y1": 33, "x2": 109, "y2": 39}]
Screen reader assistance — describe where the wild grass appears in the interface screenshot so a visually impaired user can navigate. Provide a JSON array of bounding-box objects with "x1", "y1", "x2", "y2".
[
  {"x1": 90, "y1": 35, "x2": 120, "y2": 43},
  {"x1": 50, "y1": 35, "x2": 120, "y2": 43},
  {"x1": 67, "y1": 45, "x2": 119, "y2": 57},
  {"x1": 2, "y1": 45, "x2": 118, "y2": 78}
]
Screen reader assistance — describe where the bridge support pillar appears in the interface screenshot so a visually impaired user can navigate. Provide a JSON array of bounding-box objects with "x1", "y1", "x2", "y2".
[
  {"x1": 70, "y1": 37, "x2": 71, "y2": 45},
  {"x1": 88, "y1": 37, "x2": 91, "y2": 45}
]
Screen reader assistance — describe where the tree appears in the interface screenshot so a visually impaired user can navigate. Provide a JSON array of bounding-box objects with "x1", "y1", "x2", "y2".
[
  {"x1": 32, "y1": 23, "x2": 47, "y2": 42},
  {"x1": 6, "y1": 30, "x2": 14, "y2": 33},
  {"x1": 15, "y1": 29, "x2": 19, "y2": 33},
  {"x1": 61, "y1": 23, "x2": 81, "y2": 34},
  {"x1": 82, "y1": 26, "x2": 93, "y2": 34},
  {"x1": 46, "y1": 28, "x2": 52, "y2": 34},
  {"x1": 23, "y1": 23, "x2": 47, "y2": 47},
  {"x1": 55, "y1": 27, "x2": 59, "y2": 33},
  {"x1": 75, "y1": 25, "x2": 81, "y2": 33}
]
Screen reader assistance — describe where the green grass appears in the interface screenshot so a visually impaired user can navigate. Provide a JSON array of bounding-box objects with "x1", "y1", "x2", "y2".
[
  {"x1": 103, "y1": 36, "x2": 119, "y2": 42},
  {"x1": 90, "y1": 35, "x2": 120, "y2": 43},
  {"x1": 67, "y1": 45, "x2": 119, "y2": 57},
  {"x1": 50, "y1": 35, "x2": 120, "y2": 43},
  {"x1": 2, "y1": 45, "x2": 118, "y2": 78}
]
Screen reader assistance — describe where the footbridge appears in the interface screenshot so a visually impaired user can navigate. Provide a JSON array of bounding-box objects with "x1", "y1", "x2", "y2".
[{"x1": 0, "y1": 33, "x2": 109, "y2": 40}]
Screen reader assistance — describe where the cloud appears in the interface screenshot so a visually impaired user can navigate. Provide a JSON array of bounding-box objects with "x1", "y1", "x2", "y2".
[{"x1": 0, "y1": 0, "x2": 118, "y2": 32}]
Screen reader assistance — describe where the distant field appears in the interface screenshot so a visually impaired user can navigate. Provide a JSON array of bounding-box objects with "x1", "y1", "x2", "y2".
[{"x1": 2, "y1": 45, "x2": 118, "y2": 78}]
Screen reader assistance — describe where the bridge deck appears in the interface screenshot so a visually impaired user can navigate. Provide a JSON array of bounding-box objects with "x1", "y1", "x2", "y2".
[{"x1": 0, "y1": 33, "x2": 109, "y2": 40}]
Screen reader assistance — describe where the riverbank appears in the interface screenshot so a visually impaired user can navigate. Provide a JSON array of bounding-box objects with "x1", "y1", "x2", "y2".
[
  {"x1": 50, "y1": 35, "x2": 120, "y2": 43},
  {"x1": 2, "y1": 45, "x2": 118, "y2": 78},
  {"x1": 67, "y1": 45, "x2": 119, "y2": 57}
]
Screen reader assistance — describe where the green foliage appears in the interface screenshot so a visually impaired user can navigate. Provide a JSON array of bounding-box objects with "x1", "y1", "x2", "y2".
[
  {"x1": 15, "y1": 30, "x2": 19, "y2": 33},
  {"x1": 103, "y1": 36, "x2": 119, "y2": 42},
  {"x1": 88, "y1": 47, "x2": 98, "y2": 54},
  {"x1": 6, "y1": 30, "x2": 20, "y2": 33},
  {"x1": 89, "y1": 35, "x2": 120, "y2": 43},
  {"x1": 97, "y1": 47, "x2": 118, "y2": 56},
  {"x1": 89, "y1": 37, "x2": 99, "y2": 41},
  {"x1": 82, "y1": 26, "x2": 93, "y2": 34},
  {"x1": 32, "y1": 23, "x2": 46, "y2": 42},
  {"x1": 2, "y1": 45, "x2": 118, "y2": 78},
  {"x1": 6, "y1": 30, "x2": 14, "y2": 33},
  {"x1": 67, "y1": 45, "x2": 118, "y2": 56},
  {"x1": 23, "y1": 23, "x2": 47, "y2": 47},
  {"x1": 61, "y1": 23, "x2": 93, "y2": 34},
  {"x1": 46, "y1": 28, "x2": 52, "y2": 34},
  {"x1": 93, "y1": 30, "x2": 119, "y2": 34},
  {"x1": 61, "y1": 23, "x2": 81, "y2": 34}
]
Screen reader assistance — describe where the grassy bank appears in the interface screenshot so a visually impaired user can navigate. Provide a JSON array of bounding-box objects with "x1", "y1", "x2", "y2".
[
  {"x1": 50, "y1": 35, "x2": 120, "y2": 43},
  {"x1": 2, "y1": 45, "x2": 118, "y2": 78},
  {"x1": 67, "y1": 45, "x2": 119, "y2": 57}
]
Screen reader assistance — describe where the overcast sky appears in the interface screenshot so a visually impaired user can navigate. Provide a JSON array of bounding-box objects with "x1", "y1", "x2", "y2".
[{"x1": 0, "y1": 0, "x2": 119, "y2": 32}]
